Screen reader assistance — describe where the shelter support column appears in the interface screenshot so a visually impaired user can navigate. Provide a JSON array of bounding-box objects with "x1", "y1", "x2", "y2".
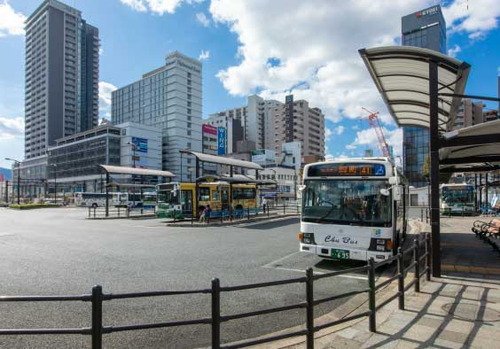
[
  {"x1": 429, "y1": 60, "x2": 441, "y2": 277},
  {"x1": 105, "y1": 172, "x2": 110, "y2": 217}
]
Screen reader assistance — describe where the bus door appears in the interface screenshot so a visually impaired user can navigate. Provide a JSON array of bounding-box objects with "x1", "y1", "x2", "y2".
[
  {"x1": 221, "y1": 186, "x2": 230, "y2": 210},
  {"x1": 181, "y1": 189, "x2": 193, "y2": 215}
]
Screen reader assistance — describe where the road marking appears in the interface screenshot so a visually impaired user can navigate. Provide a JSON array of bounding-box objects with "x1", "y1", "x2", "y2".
[
  {"x1": 262, "y1": 251, "x2": 301, "y2": 268},
  {"x1": 263, "y1": 265, "x2": 368, "y2": 280}
]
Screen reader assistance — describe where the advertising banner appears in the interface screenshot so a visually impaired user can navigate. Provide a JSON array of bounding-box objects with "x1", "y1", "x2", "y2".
[
  {"x1": 202, "y1": 124, "x2": 218, "y2": 135},
  {"x1": 132, "y1": 137, "x2": 148, "y2": 153},
  {"x1": 217, "y1": 127, "x2": 226, "y2": 155}
]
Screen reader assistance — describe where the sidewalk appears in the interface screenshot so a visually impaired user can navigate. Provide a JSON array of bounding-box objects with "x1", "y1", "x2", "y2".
[
  {"x1": 440, "y1": 216, "x2": 500, "y2": 276},
  {"x1": 305, "y1": 275, "x2": 500, "y2": 348}
]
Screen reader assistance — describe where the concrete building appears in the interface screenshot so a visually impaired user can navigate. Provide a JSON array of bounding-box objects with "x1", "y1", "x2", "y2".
[
  {"x1": 280, "y1": 141, "x2": 302, "y2": 171},
  {"x1": 483, "y1": 110, "x2": 498, "y2": 122},
  {"x1": 24, "y1": 0, "x2": 99, "y2": 162},
  {"x1": 257, "y1": 166, "x2": 298, "y2": 201},
  {"x1": 273, "y1": 95, "x2": 325, "y2": 159},
  {"x1": 119, "y1": 122, "x2": 162, "y2": 170},
  {"x1": 401, "y1": 5, "x2": 446, "y2": 188},
  {"x1": 112, "y1": 51, "x2": 202, "y2": 181},
  {"x1": 207, "y1": 95, "x2": 282, "y2": 151},
  {"x1": 453, "y1": 99, "x2": 484, "y2": 130},
  {"x1": 45, "y1": 123, "x2": 162, "y2": 193},
  {"x1": 251, "y1": 149, "x2": 276, "y2": 168}
]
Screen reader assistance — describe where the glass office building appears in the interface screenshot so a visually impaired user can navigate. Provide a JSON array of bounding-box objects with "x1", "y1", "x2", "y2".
[{"x1": 401, "y1": 5, "x2": 446, "y2": 187}]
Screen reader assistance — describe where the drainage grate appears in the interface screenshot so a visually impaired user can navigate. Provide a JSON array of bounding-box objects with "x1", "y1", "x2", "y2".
[{"x1": 442, "y1": 302, "x2": 500, "y2": 322}]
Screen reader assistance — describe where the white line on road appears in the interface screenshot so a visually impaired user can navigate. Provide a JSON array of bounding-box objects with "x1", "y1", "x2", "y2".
[
  {"x1": 263, "y1": 265, "x2": 368, "y2": 280},
  {"x1": 262, "y1": 251, "x2": 301, "y2": 268}
]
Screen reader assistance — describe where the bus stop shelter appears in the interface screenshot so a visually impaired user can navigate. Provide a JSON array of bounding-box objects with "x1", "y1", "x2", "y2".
[
  {"x1": 99, "y1": 165, "x2": 175, "y2": 217},
  {"x1": 179, "y1": 150, "x2": 264, "y2": 179},
  {"x1": 359, "y1": 46, "x2": 471, "y2": 277}
]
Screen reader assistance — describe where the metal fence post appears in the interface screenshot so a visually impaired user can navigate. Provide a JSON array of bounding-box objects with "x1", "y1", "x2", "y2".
[
  {"x1": 94, "y1": 207, "x2": 96, "y2": 219},
  {"x1": 414, "y1": 238, "x2": 420, "y2": 293},
  {"x1": 368, "y1": 258, "x2": 376, "y2": 332},
  {"x1": 91, "y1": 285, "x2": 103, "y2": 349},
  {"x1": 88, "y1": 207, "x2": 90, "y2": 218},
  {"x1": 420, "y1": 208, "x2": 423, "y2": 222},
  {"x1": 425, "y1": 233, "x2": 431, "y2": 281},
  {"x1": 283, "y1": 204, "x2": 286, "y2": 215},
  {"x1": 247, "y1": 207, "x2": 250, "y2": 220},
  {"x1": 397, "y1": 247, "x2": 405, "y2": 310},
  {"x1": 305, "y1": 268, "x2": 314, "y2": 349},
  {"x1": 211, "y1": 278, "x2": 221, "y2": 349}
]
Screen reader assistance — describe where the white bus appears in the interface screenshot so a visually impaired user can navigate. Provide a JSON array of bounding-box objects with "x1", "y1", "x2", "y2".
[
  {"x1": 298, "y1": 158, "x2": 408, "y2": 262},
  {"x1": 440, "y1": 183, "x2": 475, "y2": 215},
  {"x1": 74, "y1": 192, "x2": 142, "y2": 208}
]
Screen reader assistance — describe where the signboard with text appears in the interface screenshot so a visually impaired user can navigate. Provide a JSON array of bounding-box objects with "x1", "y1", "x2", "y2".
[{"x1": 217, "y1": 127, "x2": 226, "y2": 155}]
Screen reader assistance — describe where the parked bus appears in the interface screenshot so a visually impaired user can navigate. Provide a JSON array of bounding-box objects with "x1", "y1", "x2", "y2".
[
  {"x1": 156, "y1": 180, "x2": 258, "y2": 218},
  {"x1": 440, "y1": 183, "x2": 475, "y2": 215},
  {"x1": 74, "y1": 192, "x2": 148, "y2": 208},
  {"x1": 298, "y1": 158, "x2": 408, "y2": 262}
]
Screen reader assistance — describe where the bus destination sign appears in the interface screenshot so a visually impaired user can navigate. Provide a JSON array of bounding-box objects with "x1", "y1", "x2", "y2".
[{"x1": 308, "y1": 163, "x2": 386, "y2": 177}]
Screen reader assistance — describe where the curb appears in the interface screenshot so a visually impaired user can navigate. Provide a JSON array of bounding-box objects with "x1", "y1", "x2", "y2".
[
  {"x1": 164, "y1": 213, "x2": 299, "y2": 227},
  {"x1": 441, "y1": 264, "x2": 500, "y2": 275}
]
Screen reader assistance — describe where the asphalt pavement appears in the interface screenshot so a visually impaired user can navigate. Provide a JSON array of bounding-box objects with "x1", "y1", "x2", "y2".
[{"x1": 0, "y1": 207, "x2": 401, "y2": 348}]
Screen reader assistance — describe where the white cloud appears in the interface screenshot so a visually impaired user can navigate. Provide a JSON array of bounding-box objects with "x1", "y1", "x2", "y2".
[
  {"x1": 209, "y1": 0, "x2": 500, "y2": 125},
  {"x1": 447, "y1": 44, "x2": 461, "y2": 57},
  {"x1": 347, "y1": 127, "x2": 403, "y2": 159},
  {"x1": 99, "y1": 47, "x2": 104, "y2": 56},
  {"x1": 333, "y1": 125, "x2": 345, "y2": 135},
  {"x1": 0, "y1": 116, "x2": 24, "y2": 140},
  {"x1": 442, "y1": 0, "x2": 500, "y2": 39},
  {"x1": 198, "y1": 49, "x2": 210, "y2": 61},
  {"x1": 0, "y1": 1, "x2": 26, "y2": 37},
  {"x1": 99, "y1": 81, "x2": 118, "y2": 118},
  {"x1": 120, "y1": 0, "x2": 204, "y2": 15},
  {"x1": 196, "y1": 12, "x2": 210, "y2": 26},
  {"x1": 325, "y1": 127, "x2": 332, "y2": 141}
]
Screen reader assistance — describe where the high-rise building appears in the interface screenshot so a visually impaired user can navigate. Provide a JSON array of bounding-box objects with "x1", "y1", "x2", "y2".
[
  {"x1": 401, "y1": 5, "x2": 446, "y2": 187},
  {"x1": 112, "y1": 51, "x2": 202, "y2": 181},
  {"x1": 273, "y1": 95, "x2": 325, "y2": 159},
  {"x1": 207, "y1": 95, "x2": 282, "y2": 151},
  {"x1": 25, "y1": 0, "x2": 99, "y2": 160},
  {"x1": 453, "y1": 99, "x2": 484, "y2": 130}
]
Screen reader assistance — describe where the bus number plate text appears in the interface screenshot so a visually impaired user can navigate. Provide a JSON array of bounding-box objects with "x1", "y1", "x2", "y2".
[{"x1": 331, "y1": 249, "x2": 350, "y2": 260}]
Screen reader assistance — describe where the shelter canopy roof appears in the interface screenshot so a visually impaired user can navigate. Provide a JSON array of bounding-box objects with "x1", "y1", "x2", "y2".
[
  {"x1": 100, "y1": 165, "x2": 175, "y2": 177},
  {"x1": 180, "y1": 150, "x2": 263, "y2": 170},
  {"x1": 359, "y1": 46, "x2": 470, "y2": 132}
]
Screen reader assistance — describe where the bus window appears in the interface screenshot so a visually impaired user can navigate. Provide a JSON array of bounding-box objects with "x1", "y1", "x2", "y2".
[
  {"x1": 212, "y1": 189, "x2": 220, "y2": 201},
  {"x1": 199, "y1": 187, "x2": 210, "y2": 201}
]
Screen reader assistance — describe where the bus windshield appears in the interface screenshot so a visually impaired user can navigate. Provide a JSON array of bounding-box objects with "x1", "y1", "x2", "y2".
[
  {"x1": 157, "y1": 186, "x2": 180, "y2": 205},
  {"x1": 302, "y1": 179, "x2": 392, "y2": 226}
]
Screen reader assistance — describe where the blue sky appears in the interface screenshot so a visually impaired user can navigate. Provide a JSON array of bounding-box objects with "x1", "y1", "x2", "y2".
[{"x1": 0, "y1": 0, "x2": 499, "y2": 168}]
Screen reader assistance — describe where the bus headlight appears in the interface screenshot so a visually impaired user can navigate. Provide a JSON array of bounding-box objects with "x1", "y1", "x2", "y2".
[{"x1": 297, "y1": 232, "x2": 315, "y2": 244}]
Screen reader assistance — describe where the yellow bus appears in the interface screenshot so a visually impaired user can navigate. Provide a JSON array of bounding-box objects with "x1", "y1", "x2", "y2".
[{"x1": 156, "y1": 179, "x2": 258, "y2": 218}]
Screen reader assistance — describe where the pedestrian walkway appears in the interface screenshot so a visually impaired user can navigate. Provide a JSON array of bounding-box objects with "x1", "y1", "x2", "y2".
[
  {"x1": 440, "y1": 216, "x2": 500, "y2": 276},
  {"x1": 307, "y1": 275, "x2": 500, "y2": 348}
]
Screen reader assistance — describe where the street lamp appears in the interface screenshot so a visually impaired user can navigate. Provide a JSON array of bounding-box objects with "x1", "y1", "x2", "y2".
[{"x1": 5, "y1": 157, "x2": 21, "y2": 205}]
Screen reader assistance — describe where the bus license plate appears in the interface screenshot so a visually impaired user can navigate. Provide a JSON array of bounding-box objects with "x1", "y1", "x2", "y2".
[{"x1": 331, "y1": 249, "x2": 350, "y2": 259}]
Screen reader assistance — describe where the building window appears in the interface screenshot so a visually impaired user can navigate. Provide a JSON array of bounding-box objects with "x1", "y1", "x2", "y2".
[
  {"x1": 187, "y1": 130, "x2": 191, "y2": 136},
  {"x1": 187, "y1": 122, "x2": 191, "y2": 128}
]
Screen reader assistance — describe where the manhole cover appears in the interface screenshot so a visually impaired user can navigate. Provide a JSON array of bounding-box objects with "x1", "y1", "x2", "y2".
[{"x1": 442, "y1": 303, "x2": 500, "y2": 322}]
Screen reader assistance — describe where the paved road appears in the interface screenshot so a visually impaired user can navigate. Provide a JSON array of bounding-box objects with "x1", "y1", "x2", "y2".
[{"x1": 0, "y1": 208, "x2": 394, "y2": 348}]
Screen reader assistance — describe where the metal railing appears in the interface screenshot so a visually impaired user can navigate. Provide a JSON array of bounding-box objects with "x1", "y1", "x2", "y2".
[
  {"x1": 0, "y1": 233, "x2": 431, "y2": 348},
  {"x1": 87, "y1": 206, "x2": 155, "y2": 219}
]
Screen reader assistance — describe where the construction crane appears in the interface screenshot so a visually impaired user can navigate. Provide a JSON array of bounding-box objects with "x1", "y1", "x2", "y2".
[{"x1": 362, "y1": 107, "x2": 392, "y2": 159}]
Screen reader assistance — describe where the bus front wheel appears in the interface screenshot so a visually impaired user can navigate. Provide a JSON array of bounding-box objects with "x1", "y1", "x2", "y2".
[{"x1": 91, "y1": 203, "x2": 98, "y2": 208}]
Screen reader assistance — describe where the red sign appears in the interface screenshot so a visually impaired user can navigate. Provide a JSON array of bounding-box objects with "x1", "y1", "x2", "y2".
[{"x1": 202, "y1": 124, "x2": 218, "y2": 135}]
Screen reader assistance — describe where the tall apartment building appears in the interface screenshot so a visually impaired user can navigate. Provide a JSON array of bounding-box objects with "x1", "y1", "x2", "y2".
[
  {"x1": 453, "y1": 99, "x2": 484, "y2": 130},
  {"x1": 207, "y1": 95, "x2": 282, "y2": 151},
  {"x1": 401, "y1": 5, "x2": 446, "y2": 188},
  {"x1": 112, "y1": 51, "x2": 202, "y2": 181},
  {"x1": 273, "y1": 95, "x2": 325, "y2": 159},
  {"x1": 25, "y1": 0, "x2": 99, "y2": 160}
]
